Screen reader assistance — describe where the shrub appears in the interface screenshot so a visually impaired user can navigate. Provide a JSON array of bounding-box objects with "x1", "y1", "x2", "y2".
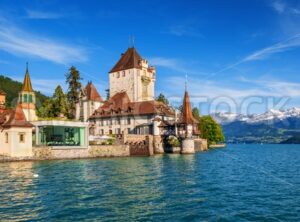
[{"x1": 168, "y1": 135, "x2": 181, "y2": 147}]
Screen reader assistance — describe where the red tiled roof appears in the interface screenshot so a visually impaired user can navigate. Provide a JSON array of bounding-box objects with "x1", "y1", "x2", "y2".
[
  {"x1": 85, "y1": 82, "x2": 103, "y2": 102},
  {"x1": 0, "y1": 104, "x2": 33, "y2": 128},
  {"x1": 180, "y1": 91, "x2": 199, "y2": 124},
  {"x1": 109, "y1": 47, "x2": 143, "y2": 73},
  {"x1": 90, "y1": 92, "x2": 175, "y2": 118}
]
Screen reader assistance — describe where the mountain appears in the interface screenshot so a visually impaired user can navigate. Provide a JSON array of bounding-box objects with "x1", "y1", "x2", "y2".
[
  {"x1": 212, "y1": 108, "x2": 300, "y2": 144},
  {"x1": 0, "y1": 75, "x2": 48, "y2": 108}
]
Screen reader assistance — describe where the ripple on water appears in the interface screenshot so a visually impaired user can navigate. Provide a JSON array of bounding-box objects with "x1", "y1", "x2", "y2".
[{"x1": 0, "y1": 144, "x2": 300, "y2": 221}]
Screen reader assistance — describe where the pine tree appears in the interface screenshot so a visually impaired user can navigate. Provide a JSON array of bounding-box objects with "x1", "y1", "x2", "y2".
[
  {"x1": 192, "y1": 107, "x2": 201, "y2": 120},
  {"x1": 65, "y1": 66, "x2": 82, "y2": 119},
  {"x1": 52, "y1": 85, "x2": 67, "y2": 117},
  {"x1": 156, "y1": 93, "x2": 169, "y2": 105}
]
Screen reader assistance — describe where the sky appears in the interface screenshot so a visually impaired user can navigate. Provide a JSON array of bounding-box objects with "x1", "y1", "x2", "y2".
[{"x1": 0, "y1": 0, "x2": 300, "y2": 115}]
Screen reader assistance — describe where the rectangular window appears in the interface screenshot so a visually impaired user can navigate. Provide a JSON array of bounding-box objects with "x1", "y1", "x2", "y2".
[
  {"x1": 23, "y1": 94, "x2": 28, "y2": 103},
  {"x1": 115, "y1": 128, "x2": 121, "y2": 134},
  {"x1": 127, "y1": 117, "x2": 131, "y2": 125},
  {"x1": 29, "y1": 95, "x2": 33, "y2": 103},
  {"x1": 5, "y1": 133, "x2": 8, "y2": 143},
  {"x1": 19, "y1": 133, "x2": 25, "y2": 143}
]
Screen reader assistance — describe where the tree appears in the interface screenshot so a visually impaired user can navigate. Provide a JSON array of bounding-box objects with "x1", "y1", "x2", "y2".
[
  {"x1": 156, "y1": 93, "x2": 169, "y2": 105},
  {"x1": 192, "y1": 107, "x2": 201, "y2": 121},
  {"x1": 37, "y1": 99, "x2": 53, "y2": 118},
  {"x1": 52, "y1": 85, "x2": 68, "y2": 117},
  {"x1": 65, "y1": 66, "x2": 82, "y2": 119},
  {"x1": 199, "y1": 116, "x2": 225, "y2": 145}
]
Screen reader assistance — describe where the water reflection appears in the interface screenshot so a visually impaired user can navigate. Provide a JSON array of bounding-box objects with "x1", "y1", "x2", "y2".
[{"x1": 0, "y1": 145, "x2": 300, "y2": 221}]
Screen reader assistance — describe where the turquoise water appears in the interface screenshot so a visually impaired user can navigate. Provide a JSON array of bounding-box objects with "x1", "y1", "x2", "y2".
[{"x1": 0, "y1": 144, "x2": 299, "y2": 221}]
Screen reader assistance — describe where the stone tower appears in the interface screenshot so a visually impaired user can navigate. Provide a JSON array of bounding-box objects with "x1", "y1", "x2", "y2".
[
  {"x1": 180, "y1": 89, "x2": 199, "y2": 154},
  {"x1": 19, "y1": 63, "x2": 37, "y2": 121},
  {"x1": 109, "y1": 47, "x2": 156, "y2": 102},
  {"x1": 76, "y1": 81, "x2": 103, "y2": 122}
]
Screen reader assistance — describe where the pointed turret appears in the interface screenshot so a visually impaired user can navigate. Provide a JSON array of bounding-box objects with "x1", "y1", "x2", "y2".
[
  {"x1": 18, "y1": 63, "x2": 37, "y2": 121},
  {"x1": 22, "y1": 63, "x2": 33, "y2": 92},
  {"x1": 85, "y1": 82, "x2": 103, "y2": 102},
  {"x1": 181, "y1": 90, "x2": 198, "y2": 125}
]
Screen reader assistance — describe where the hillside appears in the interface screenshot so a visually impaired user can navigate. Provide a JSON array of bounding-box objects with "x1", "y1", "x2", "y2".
[{"x1": 0, "y1": 75, "x2": 48, "y2": 108}]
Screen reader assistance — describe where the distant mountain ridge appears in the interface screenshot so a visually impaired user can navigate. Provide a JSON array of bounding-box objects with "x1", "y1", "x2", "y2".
[
  {"x1": 211, "y1": 108, "x2": 300, "y2": 144},
  {"x1": 212, "y1": 107, "x2": 300, "y2": 124},
  {"x1": 0, "y1": 75, "x2": 48, "y2": 108}
]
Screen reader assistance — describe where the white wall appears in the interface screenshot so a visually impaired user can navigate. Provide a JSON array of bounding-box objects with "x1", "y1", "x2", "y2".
[{"x1": 0, "y1": 127, "x2": 33, "y2": 157}]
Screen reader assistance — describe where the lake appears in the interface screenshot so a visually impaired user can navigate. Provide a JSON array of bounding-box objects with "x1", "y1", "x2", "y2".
[{"x1": 0, "y1": 144, "x2": 299, "y2": 221}]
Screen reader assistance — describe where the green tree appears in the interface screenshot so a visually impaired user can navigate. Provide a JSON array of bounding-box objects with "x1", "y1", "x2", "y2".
[
  {"x1": 65, "y1": 66, "x2": 82, "y2": 119},
  {"x1": 192, "y1": 107, "x2": 201, "y2": 121},
  {"x1": 52, "y1": 85, "x2": 68, "y2": 117},
  {"x1": 156, "y1": 93, "x2": 169, "y2": 105},
  {"x1": 37, "y1": 99, "x2": 53, "y2": 118},
  {"x1": 199, "y1": 116, "x2": 225, "y2": 145}
]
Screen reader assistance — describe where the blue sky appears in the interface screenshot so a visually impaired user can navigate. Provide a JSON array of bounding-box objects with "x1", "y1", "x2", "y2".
[{"x1": 1, "y1": 0, "x2": 300, "y2": 114}]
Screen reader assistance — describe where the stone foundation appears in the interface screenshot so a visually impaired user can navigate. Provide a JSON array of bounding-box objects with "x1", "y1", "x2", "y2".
[
  {"x1": 181, "y1": 138, "x2": 195, "y2": 154},
  {"x1": 32, "y1": 145, "x2": 130, "y2": 160},
  {"x1": 194, "y1": 138, "x2": 208, "y2": 151}
]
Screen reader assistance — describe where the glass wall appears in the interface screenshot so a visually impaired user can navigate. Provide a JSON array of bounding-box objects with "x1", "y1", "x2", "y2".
[{"x1": 38, "y1": 126, "x2": 86, "y2": 147}]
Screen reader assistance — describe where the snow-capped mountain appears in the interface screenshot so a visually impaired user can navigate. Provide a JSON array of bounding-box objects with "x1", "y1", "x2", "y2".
[{"x1": 212, "y1": 107, "x2": 300, "y2": 125}]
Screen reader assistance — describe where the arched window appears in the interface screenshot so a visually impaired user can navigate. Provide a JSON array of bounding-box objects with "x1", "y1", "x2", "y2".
[{"x1": 29, "y1": 95, "x2": 33, "y2": 103}]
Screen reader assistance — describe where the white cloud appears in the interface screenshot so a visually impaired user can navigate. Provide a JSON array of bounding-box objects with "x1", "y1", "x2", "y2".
[
  {"x1": 25, "y1": 9, "x2": 63, "y2": 19},
  {"x1": 205, "y1": 33, "x2": 300, "y2": 79},
  {"x1": 271, "y1": 1, "x2": 286, "y2": 14},
  {"x1": 149, "y1": 57, "x2": 208, "y2": 76},
  {"x1": 271, "y1": 0, "x2": 300, "y2": 15},
  {"x1": 167, "y1": 24, "x2": 204, "y2": 38},
  {"x1": 163, "y1": 75, "x2": 300, "y2": 101},
  {"x1": 243, "y1": 33, "x2": 300, "y2": 61},
  {"x1": 0, "y1": 20, "x2": 88, "y2": 64},
  {"x1": 12, "y1": 76, "x2": 65, "y2": 95}
]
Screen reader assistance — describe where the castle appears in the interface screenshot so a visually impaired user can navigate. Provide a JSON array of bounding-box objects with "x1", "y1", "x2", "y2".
[
  {"x1": 76, "y1": 47, "x2": 202, "y2": 153},
  {"x1": 0, "y1": 46, "x2": 205, "y2": 159}
]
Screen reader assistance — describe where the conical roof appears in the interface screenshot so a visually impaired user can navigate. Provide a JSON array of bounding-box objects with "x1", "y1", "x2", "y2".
[
  {"x1": 1, "y1": 104, "x2": 33, "y2": 128},
  {"x1": 85, "y1": 82, "x2": 103, "y2": 102},
  {"x1": 109, "y1": 47, "x2": 143, "y2": 73},
  {"x1": 22, "y1": 63, "x2": 33, "y2": 92},
  {"x1": 181, "y1": 90, "x2": 198, "y2": 124}
]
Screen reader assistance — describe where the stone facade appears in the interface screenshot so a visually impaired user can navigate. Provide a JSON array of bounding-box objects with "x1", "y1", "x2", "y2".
[
  {"x1": 181, "y1": 138, "x2": 195, "y2": 154},
  {"x1": 194, "y1": 138, "x2": 208, "y2": 151},
  {"x1": 109, "y1": 48, "x2": 155, "y2": 102}
]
